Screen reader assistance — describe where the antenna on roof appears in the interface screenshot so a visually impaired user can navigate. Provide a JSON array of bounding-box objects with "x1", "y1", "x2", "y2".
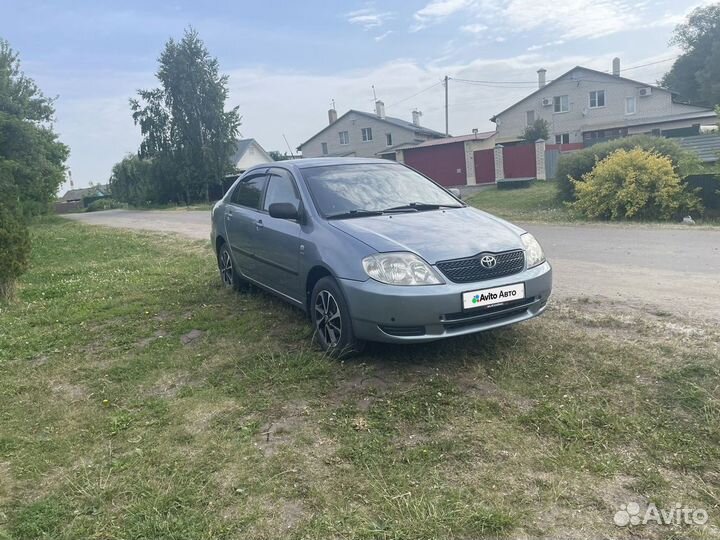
[
  {"x1": 282, "y1": 134, "x2": 295, "y2": 159},
  {"x1": 331, "y1": 98, "x2": 336, "y2": 110}
]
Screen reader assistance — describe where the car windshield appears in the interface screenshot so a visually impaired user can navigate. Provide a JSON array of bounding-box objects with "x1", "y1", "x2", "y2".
[{"x1": 301, "y1": 163, "x2": 463, "y2": 218}]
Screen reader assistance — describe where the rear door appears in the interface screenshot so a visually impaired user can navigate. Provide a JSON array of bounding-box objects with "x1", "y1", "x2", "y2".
[
  {"x1": 254, "y1": 168, "x2": 303, "y2": 301},
  {"x1": 224, "y1": 171, "x2": 268, "y2": 280}
]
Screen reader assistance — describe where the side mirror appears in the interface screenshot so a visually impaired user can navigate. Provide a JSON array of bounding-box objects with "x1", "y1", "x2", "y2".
[
  {"x1": 449, "y1": 188, "x2": 462, "y2": 200},
  {"x1": 269, "y1": 202, "x2": 300, "y2": 220}
]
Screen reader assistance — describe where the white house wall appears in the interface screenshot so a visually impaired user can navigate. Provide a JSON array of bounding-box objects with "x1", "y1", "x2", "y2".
[
  {"x1": 299, "y1": 112, "x2": 433, "y2": 158},
  {"x1": 495, "y1": 68, "x2": 710, "y2": 144},
  {"x1": 235, "y1": 142, "x2": 272, "y2": 170}
]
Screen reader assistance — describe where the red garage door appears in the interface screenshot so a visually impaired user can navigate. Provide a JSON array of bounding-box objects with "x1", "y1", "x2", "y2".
[
  {"x1": 473, "y1": 148, "x2": 495, "y2": 184},
  {"x1": 403, "y1": 142, "x2": 467, "y2": 187}
]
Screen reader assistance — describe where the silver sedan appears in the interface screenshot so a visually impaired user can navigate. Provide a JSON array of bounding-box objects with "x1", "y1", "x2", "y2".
[{"x1": 211, "y1": 158, "x2": 552, "y2": 355}]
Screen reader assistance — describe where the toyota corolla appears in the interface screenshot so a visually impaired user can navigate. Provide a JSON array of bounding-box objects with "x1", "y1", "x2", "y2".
[{"x1": 211, "y1": 158, "x2": 552, "y2": 354}]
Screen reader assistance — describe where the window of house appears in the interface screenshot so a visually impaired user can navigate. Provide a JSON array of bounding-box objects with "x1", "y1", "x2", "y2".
[
  {"x1": 386, "y1": 133, "x2": 393, "y2": 146},
  {"x1": 554, "y1": 133, "x2": 570, "y2": 144},
  {"x1": 526, "y1": 110, "x2": 535, "y2": 126},
  {"x1": 230, "y1": 173, "x2": 267, "y2": 210},
  {"x1": 361, "y1": 127, "x2": 373, "y2": 142},
  {"x1": 339, "y1": 131, "x2": 349, "y2": 145},
  {"x1": 589, "y1": 90, "x2": 605, "y2": 108},
  {"x1": 553, "y1": 95, "x2": 569, "y2": 113},
  {"x1": 625, "y1": 96, "x2": 636, "y2": 114},
  {"x1": 321, "y1": 142, "x2": 328, "y2": 155}
]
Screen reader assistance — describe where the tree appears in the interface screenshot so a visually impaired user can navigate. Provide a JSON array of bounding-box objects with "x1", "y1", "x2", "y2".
[
  {"x1": 268, "y1": 150, "x2": 290, "y2": 161},
  {"x1": 0, "y1": 38, "x2": 68, "y2": 299},
  {"x1": 571, "y1": 148, "x2": 701, "y2": 221},
  {"x1": 130, "y1": 28, "x2": 241, "y2": 204},
  {"x1": 521, "y1": 118, "x2": 549, "y2": 141},
  {"x1": 661, "y1": 3, "x2": 720, "y2": 106},
  {"x1": 0, "y1": 39, "x2": 68, "y2": 216},
  {"x1": 108, "y1": 154, "x2": 155, "y2": 207},
  {"x1": 0, "y1": 178, "x2": 30, "y2": 301}
]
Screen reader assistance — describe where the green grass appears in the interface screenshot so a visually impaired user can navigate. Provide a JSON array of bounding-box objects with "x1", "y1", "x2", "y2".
[
  {"x1": 466, "y1": 181, "x2": 572, "y2": 222},
  {"x1": 0, "y1": 218, "x2": 718, "y2": 539}
]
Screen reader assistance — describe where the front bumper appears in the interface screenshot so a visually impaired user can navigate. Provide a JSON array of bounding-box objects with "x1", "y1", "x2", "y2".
[{"x1": 340, "y1": 261, "x2": 552, "y2": 343}]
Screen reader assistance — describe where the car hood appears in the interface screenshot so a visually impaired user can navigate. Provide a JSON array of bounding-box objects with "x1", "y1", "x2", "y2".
[{"x1": 328, "y1": 207, "x2": 526, "y2": 263}]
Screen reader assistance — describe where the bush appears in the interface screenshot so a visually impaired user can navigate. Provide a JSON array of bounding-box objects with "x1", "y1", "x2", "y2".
[
  {"x1": 85, "y1": 198, "x2": 120, "y2": 212},
  {"x1": 0, "y1": 185, "x2": 30, "y2": 301},
  {"x1": 556, "y1": 135, "x2": 703, "y2": 202},
  {"x1": 570, "y1": 148, "x2": 702, "y2": 221}
]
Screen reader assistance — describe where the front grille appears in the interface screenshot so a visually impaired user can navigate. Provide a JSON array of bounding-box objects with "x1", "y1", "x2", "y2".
[
  {"x1": 443, "y1": 297, "x2": 538, "y2": 330},
  {"x1": 436, "y1": 250, "x2": 525, "y2": 283}
]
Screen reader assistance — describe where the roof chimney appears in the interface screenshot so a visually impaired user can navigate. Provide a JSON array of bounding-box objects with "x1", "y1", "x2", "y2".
[
  {"x1": 375, "y1": 100, "x2": 385, "y2": 119},
  {"x1": 537, "y1": 68, "x2": 547, "y2": 89},
  {"x1": 612, "y1": 57, "x2": 621, "y2": 77},
  {"x1": 412, "y1": 109, "x2": 422, "y2": 126},
  {"x1": 328, "y1": 107, "x2": 337, "y2": 125}
]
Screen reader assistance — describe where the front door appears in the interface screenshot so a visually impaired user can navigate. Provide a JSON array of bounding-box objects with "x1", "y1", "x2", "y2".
[
  {"x1": 254, "y1": 168, "x2": 303, "y2": 302},
  {"x1": 224, "y1": 171, "x2": 269, "y2": 280}
]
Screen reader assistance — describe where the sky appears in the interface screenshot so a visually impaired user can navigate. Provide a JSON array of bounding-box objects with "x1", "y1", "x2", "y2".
[{"x1": 0, "y1": 0, "x2": 712, "y2": 191}]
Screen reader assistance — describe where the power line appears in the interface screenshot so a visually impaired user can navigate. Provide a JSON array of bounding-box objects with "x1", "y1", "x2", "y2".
[
  {"x1": 618, "y1": 56, "x2": 678, "y2": 72},
  {"x1": 385, "y1": 81, "x2": 444, "y2": 109}
]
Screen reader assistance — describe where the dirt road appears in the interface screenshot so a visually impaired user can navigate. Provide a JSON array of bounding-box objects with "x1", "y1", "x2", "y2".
[{"x1": 65, "y1": 209, "x2": 720, "y2": 319}]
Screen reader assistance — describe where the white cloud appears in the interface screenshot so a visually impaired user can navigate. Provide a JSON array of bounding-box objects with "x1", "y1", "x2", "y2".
[
  {"x1": 413, "y1": 0, "x2": 476, "y2": 29},
  {"x1": 375, "y1": 31, "x2": 393, "y2": 41},
  {"x1": 527, "y1": 39, "x2": 566, "y2": 51},
  {"x1": 500, "y1": 0, "x2": 640, "y2": 39},
  {"x1": 346, "y1": 7, "x2": 393, "y2": 30},
  {"x1": 460, "y1": 23, "x2": 487, "y2": 33}
]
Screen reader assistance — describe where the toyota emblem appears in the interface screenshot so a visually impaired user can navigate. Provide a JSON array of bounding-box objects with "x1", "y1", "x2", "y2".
[{"x1": 480, "y1": 255, "x2": 497, "y2": 269}]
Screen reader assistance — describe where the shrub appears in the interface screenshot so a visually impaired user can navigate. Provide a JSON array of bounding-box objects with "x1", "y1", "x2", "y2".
[
  {"x1": 570, "y1": 148, "x2": 702, "y2": 221},
  {"x1": 0, "y1": 184, "x2": 30, "y2": 301},
  {"x1": 556, "y1": 135, "x2": 703, "y2": 201},
  {"x1": 86, "y1": 198, "x2": 120, "y2": 212}
]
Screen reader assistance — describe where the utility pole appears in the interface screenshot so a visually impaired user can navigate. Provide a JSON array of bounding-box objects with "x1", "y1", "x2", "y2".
[{"x1": 444, "y1": 75, "x2": 449, "y2": 136}]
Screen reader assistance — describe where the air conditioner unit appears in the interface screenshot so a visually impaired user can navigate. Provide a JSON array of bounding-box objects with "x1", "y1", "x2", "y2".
[
  {"x1": 541, "y1": 98, "x2": 553, "y2": 107},
  {"x1": 638, "y1": 87, "x2": 652, "y2": 97}
]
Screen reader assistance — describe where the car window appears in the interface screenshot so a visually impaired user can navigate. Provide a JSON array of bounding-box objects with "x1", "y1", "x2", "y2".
[
  {"x1": 302, "y1": 163, "x2": 461, "y2": 217},
  {"x1": 263, "y1": 169, "x2": 300, "y2": 211},
  {"x1": 230, "y1": 173, "x2": 267, "y2": 209}
]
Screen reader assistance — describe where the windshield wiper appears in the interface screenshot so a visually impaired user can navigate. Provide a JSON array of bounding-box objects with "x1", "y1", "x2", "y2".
[
  {"x1": 326, "y1": 209, "x2": 385, "y2": 220},
  {"x1": 382, "y1": 202, "x2": 463, "y2": 212}
]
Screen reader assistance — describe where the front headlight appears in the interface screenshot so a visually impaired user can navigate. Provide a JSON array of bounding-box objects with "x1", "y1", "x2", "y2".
[
  {"x1": 521, "y1": 233, "x2": 546, "y2": 268},
  {"x1": 362, "y1": 252, "x2": 444, "y2": 286}
]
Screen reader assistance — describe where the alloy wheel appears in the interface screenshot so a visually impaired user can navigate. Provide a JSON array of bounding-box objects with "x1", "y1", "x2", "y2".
[
  {"x1": 314, "y1": 290, "x2": 342, "y2": 347},
  {"x1": 220, "y1": 250, "x2": 234, "y2": 287}
]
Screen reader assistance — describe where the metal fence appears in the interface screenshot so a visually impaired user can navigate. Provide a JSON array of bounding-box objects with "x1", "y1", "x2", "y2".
[{"x1": 545, "y1": 149, "x2": 560, "y2": 179}]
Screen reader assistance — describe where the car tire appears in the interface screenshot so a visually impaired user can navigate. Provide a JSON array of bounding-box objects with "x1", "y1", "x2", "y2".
[
  {"x1": 217, "y1": 243, "x2": 243, "y2": 291},
  {"x1": 311, "y1": 276, "x2": 364, "y2": 357}
]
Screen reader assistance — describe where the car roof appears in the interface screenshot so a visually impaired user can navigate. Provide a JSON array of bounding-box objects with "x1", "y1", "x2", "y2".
[
  {"x1": 291, "y1": 157, "x2": 398, "y2": 169},
  {"x1": 245, "y1": 157, "x2": 401, "y2": 175}
]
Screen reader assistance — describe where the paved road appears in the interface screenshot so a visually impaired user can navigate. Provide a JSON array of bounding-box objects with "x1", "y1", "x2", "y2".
[{"x1": 66, "y1": 209, "x2": 720, "y2": 319}]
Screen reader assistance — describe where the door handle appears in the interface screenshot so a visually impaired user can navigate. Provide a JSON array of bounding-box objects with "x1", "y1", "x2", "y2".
[
  {"x1": 225, "y1": 210, "x2": 233, "y2": 221},
  {"x1": 255, "y1": 219, "x2": 264, "y2": 230}
]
